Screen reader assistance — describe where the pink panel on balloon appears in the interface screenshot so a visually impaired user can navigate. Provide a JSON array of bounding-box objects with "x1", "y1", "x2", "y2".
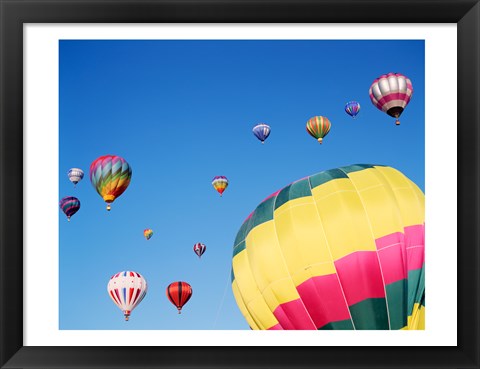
[
  {"x1": 334, "y1": 251, "x2": 385, "y2": 306},
  {"x1": 405, "y1": 224, "x2": 425, "y2": 271},
  {"x1": 271, "y1": 299, "x2": 317, "y2": 330},
  {"x1": 377, "y1": 244, "x2": 408, "y2": 285},
  {"x1": 296, "y1": 274, "x2": 351, "y2": 329}
]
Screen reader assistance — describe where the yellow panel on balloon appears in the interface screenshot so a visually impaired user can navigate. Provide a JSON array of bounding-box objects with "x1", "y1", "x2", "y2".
[
  {"x1": 309, "y1": 177, "x2": 355, "y2": 201},
  {"x1": 408, "y1": 303, "x2": 425, "y2": 330},
  {"x1": 273, "y1": 196, "x2": 334, "y2": 278},
  {"x1": 261, "y1": 279, "x2": 300, "y2": 311},
  {"x1": 232, "y1": 251, "x2": 264, "y2": 307},
  {"x1": 311, "y1": 189, "x2": 376, "y2": 260},
  {"x1": 245, "y1": 221, "x2": 292, "y2": 291},
  {"x1": 232, "y1": 280, "x2": 259, "y2": 330},
  {"x1": 353, "y1": 185, "x2": 404, "y2": 239},
  {"x1": 374, "y1": 166, "x2": 425, "y2": 226},
  {"x1": 246, "y1": 295, "x2": 280, "y2": 329}
]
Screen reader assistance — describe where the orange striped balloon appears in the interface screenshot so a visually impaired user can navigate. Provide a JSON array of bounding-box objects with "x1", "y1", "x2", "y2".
[{"x1": 306, "y1": 116, "x2": 331, "y2": 144}]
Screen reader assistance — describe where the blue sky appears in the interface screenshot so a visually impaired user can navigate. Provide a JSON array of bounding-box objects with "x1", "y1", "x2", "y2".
[{"x1": 59, "y1": 40, "x2": 424, "y2": 330}]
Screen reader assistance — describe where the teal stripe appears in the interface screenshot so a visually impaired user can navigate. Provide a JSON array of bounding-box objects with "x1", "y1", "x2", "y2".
[
  {"x1": 349, "y1": 298, "x2": 389, "y2": 330},
  {"x1": 246, "y1": 196, "x2": 276, "y2": 232},
  {"x1": 385, "y1": 279, "x2": 408, "y2": 330},
  {"x1": 308, "y1": 168, "x2": 348, "y2": 189},
  {"x1": 339, "y1": 163, "x2": 383, "y2": 174},
  {"x1": 318, "y1": 319, "x2": 354, "y2": 330},
  {"x1": 274, "y1": 179, "x2": 312, "y2": 210},
  {"x1": 408, "y1": 263, "x2": 425, "y2": 314},
  {"x1": 234, "y1": 217, "x2": 252, "y2": 246},
  {"x1": 231, "y1": 268, "x2": 235, "y2": 283},
  {"x1": 232, "y1": 240, "x2": 246, "y2": 258}
]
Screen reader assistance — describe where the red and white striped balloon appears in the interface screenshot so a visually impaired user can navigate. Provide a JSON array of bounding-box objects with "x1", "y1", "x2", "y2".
[
  {"x1": 369, "y1": 72, "x2": 413, "y2": 125},
  {"x1": 193, "y1": 242, "x2": 206, "y2": 258},
  {"x1": 107, "y1": 271, "x2": 147, "y2": 321}
]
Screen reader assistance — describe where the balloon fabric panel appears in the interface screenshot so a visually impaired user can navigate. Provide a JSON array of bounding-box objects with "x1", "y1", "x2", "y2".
[{"x1": 231, "y1": 164, "x2": 425, "y2": 330}]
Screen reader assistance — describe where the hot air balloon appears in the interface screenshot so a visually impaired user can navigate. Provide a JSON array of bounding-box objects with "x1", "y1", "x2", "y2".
[
  {"x1": 59, "y1": 196, "x2": 80, "y2": 221},
  {"x1": 212, "y1": 176, "x2": 228, "y2": 197},
  {"x1": 344, "y1": 101, "x2": 360, "y2": 119},
  {"x1": 107, "y1": 271, "x2": 147, "y2": 321},
  {"x1": 67, "y1": 168, "x2": 84, "y2": 187},
  {"x1": 231, "y1": 164, "x2": 425, "y2": 330},
  {"x1": 369, "y1": 72, "x2": 413, "y2": 125},
  {"x1": 193, "y1": 242, "x2": 206, "y2": 258},
  {"x1": 90, "y1": 155, "x2": 132, "y2": 211},
  {"x1": 252, "y1": 123, "x2": 271, "y2": 144},
  {"x1": 166, "y1": 281, "x2": 192, "y2": 314},
  {"x1": 306, "y1": 116, "x2": 331, "y2": 144},
  {"x1": 144, "y1": 229, "x2": 153, "y2": 240}
]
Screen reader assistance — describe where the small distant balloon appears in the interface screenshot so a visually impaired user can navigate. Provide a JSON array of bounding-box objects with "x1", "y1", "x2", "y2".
[
  {"x1": 306, "y1": 116, "x2": 331, "y2": 144},
  {"x1": 144, "y1": 229, "x2": 153, "y2": 240},
  {"x1": 107, "y1": 271, "x2": 147, "y2": 321},
  {"x1": 90, "y1": 155, "x2": 132, "y2": 211},
  {"x1": 369, "y1": 72, "x2": 413, "y2": 125},
  {"x1": 193, "y1": 242, "x2": 206, "y2": 258},
  {"x1": 166, "y1": 281, "x2": 192, "y2": 314},
  {"x1": 68, "y1": 168, "x2": 84, "y2": 187},
  {"x1": 59, "y1": 196, "x2": 80, "y2": 221},
  {"x1": 252, "y1": 123, "x2": 271, "y2": 144},
  {"x1": 345, "y1": 101, "x2": 361, "y2": 119},
  {"x1": 212, "y1": 176, "x2": 228, "y2": 197}
]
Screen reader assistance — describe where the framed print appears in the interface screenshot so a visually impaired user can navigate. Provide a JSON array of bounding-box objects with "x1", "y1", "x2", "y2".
[{"x1": 0, "y1": 0, "x2": 478, "y2": 368}]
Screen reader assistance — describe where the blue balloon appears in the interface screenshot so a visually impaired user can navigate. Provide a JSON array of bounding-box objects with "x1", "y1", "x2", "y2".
[
  {"x1": 345, "y1": 101, "x2": 361, "y2": 119},
  {"x1": 252, "y1": 123, "x2": 271, "y2": 144}
]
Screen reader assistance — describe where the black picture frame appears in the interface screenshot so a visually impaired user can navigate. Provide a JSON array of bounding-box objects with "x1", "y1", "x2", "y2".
[{"x1": 1, "y1": 1, "x2": 478, "y2": 368}]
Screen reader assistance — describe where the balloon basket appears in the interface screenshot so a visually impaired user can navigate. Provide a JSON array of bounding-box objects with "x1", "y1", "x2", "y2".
[{"x1": 395, "y1": 120, "x2": 400, "y2": 125}]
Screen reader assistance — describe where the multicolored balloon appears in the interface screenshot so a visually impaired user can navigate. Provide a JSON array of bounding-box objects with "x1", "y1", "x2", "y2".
[
  {"x1": 212, "y1": 176, "x2": 228, "y2": 197},
  {"x1": 252, "y1": 123, "x2": 271, "y2": 144},
  {"x1": 107, "y1": 271, "x2": 147, "y2": 321},
  {"x1": 344, "y1": 101, "x2": 360, "y2": 119},
  {"x1": 231, "y1": 164, "x2": 425, "y2": 330},
  {"x1": 59, "y1": 196, "x2": 80, "y2": 221},
  {"x1": 166, "y1": 281, "x2": 192, "y2": 314},
  {"x1": 306, "y1": 116, "x2": 331, "y2": 144},
  {"x1": 144, "y1": 229, "x2": 153, "y2": 240},
  {"x1": 67, "y1": 168, "x2": 84, "y2": 187},
  {"x1": 369, "y1": 72, "x2": 413, "y2": 125},
  {"x1": 193, "y1": 242, "x2": 206, "y2": 258},
  {"x1": 90, "y1": 155, "x2": 132, "y2": 211}
]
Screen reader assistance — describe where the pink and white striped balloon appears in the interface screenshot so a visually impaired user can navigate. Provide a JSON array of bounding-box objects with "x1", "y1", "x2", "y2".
[{"x1": 369, "y1": 72, "x2": 413, "y2": 125}]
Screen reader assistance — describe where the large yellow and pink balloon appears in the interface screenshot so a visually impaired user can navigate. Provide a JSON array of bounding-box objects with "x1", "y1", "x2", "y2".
[{"x1": 231, "y1": 164, "x2": 424, "y2": 330}]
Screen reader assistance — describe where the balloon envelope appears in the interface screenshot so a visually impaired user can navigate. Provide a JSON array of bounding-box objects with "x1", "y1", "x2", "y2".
[
  {"x1": 90, "y1": 155, "x2": 132, "y2": 211},
  {"x1": 231, "y1": 164, "x2": 425, "y2": 330},
  {"x1": 166, "y1": 281, "x2": 192, "y2": 314},
  {"x1": 68, "y1": 168, "x2": 84, "y2": 186},
  {"x1": 344, "y1": 101, "x2": 360, "y2": 118},
  {"x1": 369, "y1": 73, "x2": 413, "y2": 125},
  {"x1": 306, "y1": 116, "x2": 331, "y2": 143},
  {"x1": 252, "y1": 123, "x2": 271, "y2": 143},
  {"x1": 107, "y1": 271, "x2": 147, "y2": 321},
  {"x1": 193, "y1": 242, "x2": 206, "y2": 258},
  {"x1": 212, "y1": 176, "x2": 228, "y2": 196},
  {"x1": 59, "y1": 196, "x2": 80, "y2": 221},
  {"x1": 144, "y1": 229, "x2": 153, "y2": 240}
]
